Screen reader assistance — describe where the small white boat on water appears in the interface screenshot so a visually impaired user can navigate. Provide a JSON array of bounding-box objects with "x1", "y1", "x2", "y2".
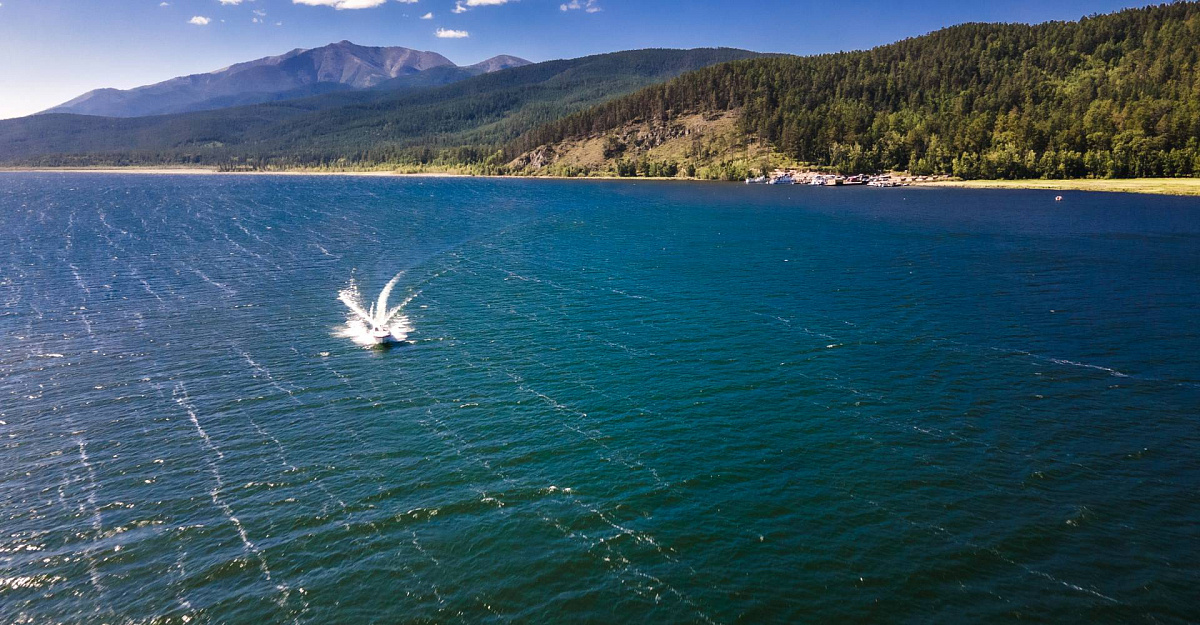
[
  {"x1": 339, "y1": 273, "x2": 415, "y2": 347},
  {"x1": 369, "y1": 326, "x2": 395, "y2": 345}
]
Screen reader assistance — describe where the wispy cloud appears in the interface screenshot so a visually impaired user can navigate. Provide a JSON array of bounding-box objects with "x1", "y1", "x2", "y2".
[
  {"x1": 560, "y1": 0, "x2": 600, "y2": 12},
  {"x1": 453, "y1": 0, "x2": 514, "y2": 12},
  {"x1": 219, "y1": 0, "x2": 243, "y2": 5},
  {"x1": 420, "y1": 11, "x2": 433, "y2": 19},
  {"x1": 188, "y1": 15, "x2": 212, "y2": 25},
  {"x1": 293, "y1": 0, "x2": 388, "y2": 9},
  {"x1": 435, "y1": 27, "x2": 469, "y2": 38}
]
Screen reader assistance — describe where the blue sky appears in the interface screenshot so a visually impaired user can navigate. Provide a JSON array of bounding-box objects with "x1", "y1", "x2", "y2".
[{"x1": 0, "y1": 0, "x2": 1162, "y2": 119}]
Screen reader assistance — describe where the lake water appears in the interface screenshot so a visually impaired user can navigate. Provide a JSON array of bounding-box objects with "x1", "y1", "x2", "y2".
[{"x1": 1, "y1": 173, "x2": 1198, "y2": 623}]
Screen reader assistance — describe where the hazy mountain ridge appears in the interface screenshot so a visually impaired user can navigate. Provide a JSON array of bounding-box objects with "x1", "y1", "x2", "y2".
[
  {"x1": 466, "y1": 55, "x2": 533, "y2": 74},
  {"x1": 41, "y1": 41, "x2": 530, "y2": 118}
]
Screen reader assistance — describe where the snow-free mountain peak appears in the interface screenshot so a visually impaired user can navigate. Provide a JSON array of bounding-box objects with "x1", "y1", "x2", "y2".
[{"x1": 42, "y1": 42, "x2": 530, "y2": 118}]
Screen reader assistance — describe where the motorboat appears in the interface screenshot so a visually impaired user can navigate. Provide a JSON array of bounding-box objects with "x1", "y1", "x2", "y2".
[{"x1": 369, "y1": 326, "x2": 394, "y2": 345}]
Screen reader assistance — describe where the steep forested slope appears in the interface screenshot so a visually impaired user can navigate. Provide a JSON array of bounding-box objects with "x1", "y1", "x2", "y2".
[{"x1": 515, "y1": 2, "x2": 1200, "y2": 179}]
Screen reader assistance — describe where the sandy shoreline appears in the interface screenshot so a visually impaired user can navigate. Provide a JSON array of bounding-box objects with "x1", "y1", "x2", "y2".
[
  {"x1": 2, "y1": 168, "x2": 1198, "y2": 196},
  {"x1": 921, "y1": 178, "x2": 1200, "y2": 197}
]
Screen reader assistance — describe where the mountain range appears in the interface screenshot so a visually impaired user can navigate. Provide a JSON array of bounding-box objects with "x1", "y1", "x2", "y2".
[
  {"x1": 41, "y1": 41, "x2": 530, "y2": 118},
  {"x1": 2, "y1": 2, "x2": 1197, "y2": 181},
  {"x1": 0, "y1": 47, "x2": 759, "y2": 168}
]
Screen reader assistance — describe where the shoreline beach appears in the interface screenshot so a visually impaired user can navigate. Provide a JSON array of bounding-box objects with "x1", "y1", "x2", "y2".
[
  {"x1": 4, "y1": 168, "x2": 1200, "y2": 196},
  {"x1": 921, "y1": 178, "x2": 1200, "y2": 197}
]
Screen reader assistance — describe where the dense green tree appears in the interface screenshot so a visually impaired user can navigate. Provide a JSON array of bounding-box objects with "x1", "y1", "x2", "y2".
[{"x1": 515, "y1": 2, "x2": 1200, "y2": 179}]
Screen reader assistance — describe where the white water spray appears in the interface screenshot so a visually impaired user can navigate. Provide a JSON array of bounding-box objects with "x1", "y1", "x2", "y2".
[{"x1": 337, "y1": 272, "x2": 417, "y2": 346}]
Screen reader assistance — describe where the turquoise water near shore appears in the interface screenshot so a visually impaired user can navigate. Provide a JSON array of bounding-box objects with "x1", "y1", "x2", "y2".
[{"x1": 2, "y1": 173, "x2": 1198, "y2": 623}]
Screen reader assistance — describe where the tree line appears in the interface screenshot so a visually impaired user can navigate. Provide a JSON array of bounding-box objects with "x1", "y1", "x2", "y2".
[{"x1": 512, "y1": 2, "x2": 1200, "y2": 179}]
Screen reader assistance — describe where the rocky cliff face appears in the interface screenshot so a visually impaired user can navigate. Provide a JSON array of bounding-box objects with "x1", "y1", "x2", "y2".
[{"x1": 509, "y1": 110, "x2": 783, "y2": 181}]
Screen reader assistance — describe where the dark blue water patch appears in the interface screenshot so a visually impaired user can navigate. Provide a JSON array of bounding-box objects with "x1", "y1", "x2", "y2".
[{"x1": 1, "y1": 173, "x2": 1198, "y2": 623}]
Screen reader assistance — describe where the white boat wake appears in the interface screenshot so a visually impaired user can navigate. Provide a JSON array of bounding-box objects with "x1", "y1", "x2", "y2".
[{"x1": 336, "y1": 272, "x2": 418, "y2": 346}]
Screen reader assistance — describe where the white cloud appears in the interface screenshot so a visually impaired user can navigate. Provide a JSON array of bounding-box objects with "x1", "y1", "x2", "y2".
[
  {"x1": 219, "y1": 0, "x2": 243, "y2": 5},
  {"x1": 188, "y1": 15, "x2": 212, "y2": 25},
  {"x1": 159, "y1": 2, "x2": 170, "y2": 6},
  {"x1": 560, "y1": 0, "x2": 600, "y2": 12},
  {"x1": 435, "y1": 27, "x2": 469, "y2": 38},
  {"x1": 452, "y1": 0, "x2": 512, "y2": 12},
  {"x1": 293, "y1": 0, "x2": 388, "y2": 9},
  {"x1": 420, "y1": 11, "x2": 433, "y2": 19},
  {"x1": 253, "y1": 8, "x2": 267, "y2": 16}
]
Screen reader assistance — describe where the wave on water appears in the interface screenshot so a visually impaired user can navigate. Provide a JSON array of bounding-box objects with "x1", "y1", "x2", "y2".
[{"x1": 336, "y1": 272, "x2": 418, "y2": 346}]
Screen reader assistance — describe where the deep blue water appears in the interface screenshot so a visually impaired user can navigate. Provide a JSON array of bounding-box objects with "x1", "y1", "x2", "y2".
[{"x1": 1, "y1": 173, "x2": 1199, "y2": 623}]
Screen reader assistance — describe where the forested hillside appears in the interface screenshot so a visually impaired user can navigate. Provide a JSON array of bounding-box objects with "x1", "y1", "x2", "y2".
[
  {"x1": 514, "y1": 2, "x2": 1200, "y2": 179},
  {"x1": 0, "y1": 48, "x2": 758, "y2": 169}
]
